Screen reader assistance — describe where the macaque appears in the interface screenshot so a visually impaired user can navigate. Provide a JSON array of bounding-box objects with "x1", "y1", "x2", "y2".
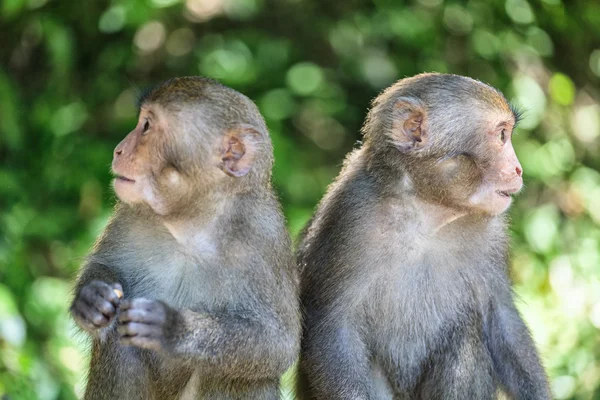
[
  {"x1": 70, "y1": 77, "x2": 300, "y2": 399},
  {"x1": 296, "y1": 73, "x2": 550, "y2": 399}
]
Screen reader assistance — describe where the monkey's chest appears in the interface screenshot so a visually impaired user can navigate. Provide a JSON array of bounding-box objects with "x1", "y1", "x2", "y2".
[
  {"x1": 126, "y1": 251, "x2": 242, "y2": 309},
  {"x1": 364, "y1": 250, "x2": 490, "y2": 358}
]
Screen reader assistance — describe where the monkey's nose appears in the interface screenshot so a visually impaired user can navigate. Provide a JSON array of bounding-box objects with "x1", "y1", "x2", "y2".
[
  {"x1": 115, "y1": 148, "x2": 123, "y2": 156},
  {"x1": 515, "y1": 166, "x2": 522, "y2": 177}
]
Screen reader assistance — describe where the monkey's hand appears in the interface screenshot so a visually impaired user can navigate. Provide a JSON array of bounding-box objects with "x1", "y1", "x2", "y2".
[
  {"x1": 70, "y1": 280, "x2": 123, "y2": 332},
  {"x1": 117, "y1": 298, "x2": 173, "y2": 353}
]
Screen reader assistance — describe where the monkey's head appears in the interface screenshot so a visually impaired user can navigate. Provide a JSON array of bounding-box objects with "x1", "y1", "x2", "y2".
[
  {"x1": 111, "y1": 77, "x2": 272, "y2": 216},
  {"x1": 363, "y1": 73, "x2": 523, "y2": 216}
]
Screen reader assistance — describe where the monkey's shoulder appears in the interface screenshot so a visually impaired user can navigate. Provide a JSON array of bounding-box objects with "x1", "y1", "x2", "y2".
[
  {"x1": 226, "y1": 194, "x2": 291, "y2": 248},
  {"x1": 301, "y1": 169, "x2": 378, "y2": 238},
  {"x1": 91, "y1": 210, "x2": 173, "y2": 260}
]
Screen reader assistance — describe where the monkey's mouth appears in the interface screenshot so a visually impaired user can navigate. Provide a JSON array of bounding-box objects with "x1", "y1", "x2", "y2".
[
  {"x1": 116, "y1": 175, "x2": 136, "y2": 183},
  {"x1": 496, "y1": 187, "x2": 520, "y2": 198}
]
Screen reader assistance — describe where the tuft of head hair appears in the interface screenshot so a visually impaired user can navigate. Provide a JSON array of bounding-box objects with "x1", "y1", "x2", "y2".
[
  {"x1": 138, "y1": 76, "x2": 269, "y2": 141},
  {"x1": 138, "y1": 77, "x2": 223, "y2": 107},
  {"x1": 362, "y1": 73, "x2": 517, "y2": 149}
]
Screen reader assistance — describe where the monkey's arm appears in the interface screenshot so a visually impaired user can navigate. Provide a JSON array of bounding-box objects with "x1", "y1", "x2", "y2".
[
  {"x1": 485, "y1": 296, "x2": 551, "y2": 399},
  {"x1": 118, "y1": 297, "x2": 298, "y2": 379},
  {"x1": 298, "y1": 315, "x2": 375, "y2": 400},
  {"x1": 74, "y1": 261, "x2": 121, "y2": 292}
]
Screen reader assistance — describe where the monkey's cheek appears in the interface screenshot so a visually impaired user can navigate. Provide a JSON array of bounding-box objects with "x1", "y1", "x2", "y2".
[
  {"x1": 163, "y1": 167, "x2": 182, "y2": 187},
  {"x1": 145, "y1": 178, "x2": 191, "y2": 216}
]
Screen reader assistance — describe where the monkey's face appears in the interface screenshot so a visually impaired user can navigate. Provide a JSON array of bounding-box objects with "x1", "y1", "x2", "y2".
[
  {"x1": 111, "y1": 106, "x2": 192, "y2": 215},
  {"x1": 426, "y1": 115, "x2": 523, "y2": 216},
  {"x1": 111, "y1": 101, "x2": 266, "y2": 217},
  {"x1": 366, "y1": 74, "x2": 525, "y2": 218},
  {"x1": 465, "y1": 116, "x2": 523, "y2": 216},
  {"x1": 385, "y1": 93, "x2": 523, "y2": 217}
]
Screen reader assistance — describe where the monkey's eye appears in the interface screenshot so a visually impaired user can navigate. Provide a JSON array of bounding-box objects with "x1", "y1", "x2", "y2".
[
  {"x1": 500, "y1": 129, "x2": 507, "y2": 144},
  {"x1": 142, "y1": 120, "x2": 150, "y2": 135}
]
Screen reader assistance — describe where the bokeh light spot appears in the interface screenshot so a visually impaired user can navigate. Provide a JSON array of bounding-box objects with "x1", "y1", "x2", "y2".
[
  {"x1": 552, "y1": 375, "x2": 576, "y2": 399},
  {"x1": 114, "y1": 89, "x2": 137, "y2": 120},
  {"x1": 134, "y1": 21, "x2": 166, "y2": 54},
  {"x1": 199, "y1": 41, "x2": 256, "y2": 85},
  {"x1": 571, "y1": 103, "x2": 600, "y2": 143},
  {"x1": 166, "y1": 28, "x2": 195, "y2": 57},
  {"x1": 185, "y1": 0, "x2": 224, "y2": 22},
  {"x1": 259, "y1": 89, "x2": 296, "y2": 121},
  {"x1": 286, "y1": 63, "x2": 324, "y2": 96},
  {"x1": 98, "y1": 6, "x2": 126, "y2": 33},
  {"x1": 472, "y1": 30, "x2": 500, "y2": 59},
  {"x1": 151, "y1": 0, "x2": 181, "y2": 7},
  {"x1": 524, "y1": 204, "x2": 559, "y2": 253},
  {"x1": 443, "y1": 5, "x2": 473, "y2": 35},
  {"x1": 527, "y1": 27, "x2": 553, "y2": 57},
  {"x1": 589, "y1": 49, "x2": 600, "y2": 77},
  {"x1": 224, "y1": 0, "x2": 260, "y2": 20},
  {"x1": 549, "y1": 73, "x2": 575, "y2": 106},
  {"x1": 361, "y1": 52, "x2": 397, "y2": 88},
  {"x1": 505, "y1": 0, "x2": 535, "y2": 24},
  {"x1": 50, "y1": 102, "x2": 88, "y2": 137}
]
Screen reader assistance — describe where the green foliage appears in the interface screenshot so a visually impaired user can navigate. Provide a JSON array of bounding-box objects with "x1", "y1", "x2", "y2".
[{"x1": 1, "y1": 0, "x2": 600, "y2": 398}]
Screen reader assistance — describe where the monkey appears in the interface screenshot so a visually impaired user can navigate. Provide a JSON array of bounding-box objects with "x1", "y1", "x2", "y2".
[
  {"x1": 296, "y1": 73, "x2": 551, "y2": 400},
  {"x1": 69, "y1": 76, "x2": 300, "y2": 400}
]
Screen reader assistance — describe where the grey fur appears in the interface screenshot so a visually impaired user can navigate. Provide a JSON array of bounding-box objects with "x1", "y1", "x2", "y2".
[{"x1": 70, "y1": 78, "x2": 300, "y2": 400}]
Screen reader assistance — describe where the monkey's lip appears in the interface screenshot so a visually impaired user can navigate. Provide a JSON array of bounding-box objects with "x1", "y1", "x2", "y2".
[
  {"x1": 496, "y1": 188, "x2": 519, "y2": 197},
  {"x1": 115, "y1": 175, "x2": 136, "y2": 183}
]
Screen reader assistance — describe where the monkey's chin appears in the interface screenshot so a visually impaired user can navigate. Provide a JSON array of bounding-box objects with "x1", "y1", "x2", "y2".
[
  {"x1": 486, "y1": 194, "x2": 513, "y2": 216},
  {"x1": 468, "y1": 191, "x2": 513, "y2": 216},
  {"x1": 113, "y1": 178, "x2": 143, "y2": 205}
]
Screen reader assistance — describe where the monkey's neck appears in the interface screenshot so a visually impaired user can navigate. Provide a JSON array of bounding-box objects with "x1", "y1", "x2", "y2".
[
  {"x1": 161, "y1": 194, "x2": 231, "y2": 255},
  {"x1": 417, "y1": 200, "x2": 468, "y2": 233}
]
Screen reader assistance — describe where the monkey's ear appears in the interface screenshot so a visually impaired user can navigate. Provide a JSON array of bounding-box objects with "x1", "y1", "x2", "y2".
[
  {"x1": 219, "y1": 126, "x2": 261, "y2": 177},
  {"x1": 391, "y1": 97, "x2": 428, "y2": 152}
]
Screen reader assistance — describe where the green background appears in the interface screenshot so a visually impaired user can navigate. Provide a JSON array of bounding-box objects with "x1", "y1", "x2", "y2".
[{"x1": 1, "y1": 0, "x2": 600, "y2": 398}]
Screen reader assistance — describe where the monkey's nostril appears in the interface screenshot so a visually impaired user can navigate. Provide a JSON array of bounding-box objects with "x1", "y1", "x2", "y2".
[
  {"x1": 115, "y1": 149, "x2": 123, "y2": 156},
  {"x1": 516, "y1": 166, "x2": 522, "y2": 177}
]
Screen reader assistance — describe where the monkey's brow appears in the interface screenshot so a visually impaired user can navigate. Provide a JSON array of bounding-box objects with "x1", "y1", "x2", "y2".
[{"x1": 508, "y1": 102, "x2": 523, "y2": 125}]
